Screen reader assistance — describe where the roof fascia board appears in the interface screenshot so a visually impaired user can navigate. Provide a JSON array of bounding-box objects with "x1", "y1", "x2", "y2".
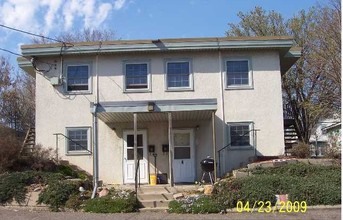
[
  {"x1": 91, "y1": 99, "x2": 217, "y2": 113},
  {"x1": 21, "y1": 39, "x2": 294, "y2": 57}
]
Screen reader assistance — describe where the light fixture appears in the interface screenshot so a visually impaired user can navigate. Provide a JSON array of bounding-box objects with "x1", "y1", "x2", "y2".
[{"x1": 148, "y1": 102, "x2": 155, "y2": 112}]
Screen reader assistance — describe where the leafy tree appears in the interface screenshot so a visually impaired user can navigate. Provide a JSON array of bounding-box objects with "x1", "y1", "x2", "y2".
[{"x1": 226, "y1": 2, "x2": 341, "y2": 143}]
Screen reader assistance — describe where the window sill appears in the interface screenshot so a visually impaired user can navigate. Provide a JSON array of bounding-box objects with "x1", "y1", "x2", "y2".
[
  {"x1": 66, "y1": 151, "x2": 92, "y2": 156},
  {"x1": 124, "y1": 89, "x2": 152, "y2": 93},
  {"x1": 65, "y1": 91, "x2": 93, "y2": 95},
  {"x1": 165, "y1": 87, "x2": 194, "y2": 92},
  {"x1": 227, "y1": 146, "x2": 254, "y2": 151},
  {"x1": 225, "y1": 86, "x2": 253, "y2": 90}
]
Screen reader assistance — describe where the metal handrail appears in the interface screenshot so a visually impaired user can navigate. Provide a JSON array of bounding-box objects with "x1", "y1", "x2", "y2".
[
  {"x1": 53, "y1": 133, "x2": 92, "y2": 154},
  {"x1": 135, "y1": 159, "x2": 140, "y2": 199}
]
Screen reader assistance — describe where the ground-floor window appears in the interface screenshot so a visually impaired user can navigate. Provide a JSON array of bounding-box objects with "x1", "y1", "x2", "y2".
[
  {"x1": 66, "y1": 127, "x2": 91, "y2": 154},
  {"x1": 227, "y1": 122, "x2": 254, "y2": 148}
]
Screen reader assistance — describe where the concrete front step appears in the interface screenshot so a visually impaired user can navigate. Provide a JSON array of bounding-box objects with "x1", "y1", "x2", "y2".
[
  {"x1": 139, "y1": 199, "x2": 170, "y2": 208},
  {"x1": 138, "y1": 193, "x2": 173, "y2": 201},
  {"x1": 137, "y1": 186, "x2": 177, "y2": 194},
  {"x1": 137, "y1": 185, "x2": 178, "y2": 209}
]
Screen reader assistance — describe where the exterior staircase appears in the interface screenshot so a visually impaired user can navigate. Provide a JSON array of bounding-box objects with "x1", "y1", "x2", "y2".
[
  {"x1": 137, "y1": 185, "x2": 177, "y2": 209},
  {"x1": 20, "y1": 127, "x2": 36, "y2": 157},
  {"x1": 284, "y1": 119, "x2": 298, "y2": 155},
  {"x1": 129, "y1": 184, "x2": 197, "y2": 210}
]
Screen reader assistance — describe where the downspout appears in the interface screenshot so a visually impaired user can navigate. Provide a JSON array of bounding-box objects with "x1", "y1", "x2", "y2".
[
  {"x1": 91, "y1": 47, "x2": 100, "y2": 199},
  {"x1": 218, "y1": 39, "x2": 226, "y2": 176},
  {"x1": 91, "y1": 106, "x2": 99, "y2": 199}
]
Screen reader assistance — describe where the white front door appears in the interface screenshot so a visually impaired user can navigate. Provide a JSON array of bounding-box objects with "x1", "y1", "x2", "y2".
[
  {"x1": 123, "y1": 130, "x2": 148, "y2": 184},
  {"x1": 173, "y1": 129, "x2": 195, "y2": 183}
]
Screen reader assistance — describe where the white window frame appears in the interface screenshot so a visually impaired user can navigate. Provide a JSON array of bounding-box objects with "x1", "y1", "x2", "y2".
[
  {"x1": 64, "y1": 62, "x2": 92, "y2": 94},
  {"x1": 65, "y1": 127, "x2": 91, "y2": 155},
  {"x1": 227, "y1": 122, "x2": 254, "y2": 149},
  {"x1": 123, "y1": 60, "x2": 151, "y2": 92},
  {"x1": 165, "y1": 59, "x2": 193, "y2": 91},
  {"x1": 225, "y1": 58, "x2": 253, "y2": 90}
]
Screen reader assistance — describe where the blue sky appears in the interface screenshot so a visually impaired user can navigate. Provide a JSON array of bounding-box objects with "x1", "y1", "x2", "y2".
[{"x1": 0, "y1": 0, "x2": 328, "y2": 65}]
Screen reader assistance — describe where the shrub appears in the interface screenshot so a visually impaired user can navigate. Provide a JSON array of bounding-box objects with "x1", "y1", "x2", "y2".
[
  {"x1": 0, "y1": 171, "x2": 63, "y2": 204},
  {"x1": 0, "y1": 127, "x2": 21, "y2": 172},
  {"x1": 0, "y1": 172, "x2": 33, "y2": 204},
  {"x1": 83, "y1": 194, "x2": 138, "y2": 213},
  {"x1": 10, "y1": 144, "x2": 57, "y2": 172},
  {"x1": 213, "y1": 163, "x2": 341, "y2": 208},
  {"x1": 290, "y1": 142, "x2": 311, "y2": 158},
  {"x1": 37, "y1": 180, "x2": 79, "y2": 211},
  {"x1": 191, "y1": 196, "x2": 225, "y2": 214},
  {"x1": 65, "y1": 194, "x2": 83, "y2": 211},
  {"x1": 168, "y1": 200, "x2": 187, "y2": 213},
  {"x1": 168, "y1": 195, "x2": 226, "y2": 214}
]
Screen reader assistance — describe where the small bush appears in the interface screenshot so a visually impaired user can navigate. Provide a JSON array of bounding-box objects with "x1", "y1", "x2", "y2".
[
  {"x1": 83, "y1": 194, "x2": 138, "y2": 213},
  {"x1": 168, "y1": 200, "x2": 187, "y2": 213},
  {"x1": 168, "y1": 195, "x2": 225, "y2": 214},
  {"x1": 0, "y1": 127, "x2": 21, "y2": 172},
  {"x1": 0, "y1": 172, "x2": 33, "y2": 204},
  {"x1": 291, "y1": 142, "x2": 311, "y2": 158},
  {"x1": 10, "y1": 145, "x2": 57, "y2": 172},
  {"x1": 65, "y1": 194, "x2": 83, "y2": 211},
  {"x1": 37, "y1": 181, "x2": 79, "y2": 211}
]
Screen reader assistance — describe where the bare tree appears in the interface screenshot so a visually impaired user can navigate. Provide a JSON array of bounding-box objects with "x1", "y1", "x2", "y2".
[
  {"x1": 0, "y1": 56, "x2": 35, "y2": 132},
  {"x1": 32, "y1": 28, "x2": 117, "y2": 44}
]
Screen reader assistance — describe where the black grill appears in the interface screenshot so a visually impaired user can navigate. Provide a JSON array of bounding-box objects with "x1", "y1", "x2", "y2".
[{"x1": 200, "y1": 158, "x2": 214, "y2": 172}]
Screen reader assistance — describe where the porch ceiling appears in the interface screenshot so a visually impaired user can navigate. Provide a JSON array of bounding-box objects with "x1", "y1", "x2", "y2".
[
  {"x1": 92, "y1": 98, "x2": 217, "y2": 123},
  {"x1": 97, "y1": 110, "x2": 213, "y2": 123}
]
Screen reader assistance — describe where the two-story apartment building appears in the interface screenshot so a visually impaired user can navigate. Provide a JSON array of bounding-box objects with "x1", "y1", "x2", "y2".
[{"x1": 18, "y1": 36, "x2": 300, "y2": 186}]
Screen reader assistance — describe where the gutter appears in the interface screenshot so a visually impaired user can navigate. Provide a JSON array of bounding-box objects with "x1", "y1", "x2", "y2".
[{"x1": 20, "y1": 39, "x2": 295, "y2": 57}]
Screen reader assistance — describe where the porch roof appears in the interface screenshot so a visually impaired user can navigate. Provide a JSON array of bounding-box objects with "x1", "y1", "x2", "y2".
[{"x1": 91, "y1": 98, "x2": 217, "y2": 123}]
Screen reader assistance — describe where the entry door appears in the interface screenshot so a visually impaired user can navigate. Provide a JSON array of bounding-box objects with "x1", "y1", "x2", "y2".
[
  {"x1": 173, "y1": 129, "x2": 195, "y2": 183},
  {"x1": 123, "y1": 130, "x2": 148, "y2": 184}
]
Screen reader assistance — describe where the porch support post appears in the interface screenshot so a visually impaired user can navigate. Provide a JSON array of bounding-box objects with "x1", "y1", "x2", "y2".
[
  {"x1": 212, "y1": 111, "x2": 217, "y2": 182},
  {"x1": 133, "y1": 113, "x2": 138, "y2": 191},
  {"x1": 168, "y1": 112, "x2": 174, "y2": 187}
]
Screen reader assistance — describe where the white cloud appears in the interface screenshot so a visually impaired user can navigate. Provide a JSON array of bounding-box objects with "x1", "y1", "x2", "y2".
[
  {"x1": 114, "y1": 0, "x2": 126, "y2": 10},
  {"x1": 0, "y1": 0, "x2": 121, "y2": 38},
  {"x1": 0, "y1": 0, "x2": 40, "y2": 31}
]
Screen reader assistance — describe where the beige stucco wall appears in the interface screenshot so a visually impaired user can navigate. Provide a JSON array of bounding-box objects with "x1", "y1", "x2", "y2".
[{"x1": 34, "y1": 49, "x2": 285, "y2": 184}]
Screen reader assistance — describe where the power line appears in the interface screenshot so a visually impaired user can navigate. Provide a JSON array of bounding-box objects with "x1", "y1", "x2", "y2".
[
  {"x1": 0, "y1": 24, "x2": 73, "y2": 46},
  {"x1": 0, "y1": 48, "x2": 24, "y2": 57}
]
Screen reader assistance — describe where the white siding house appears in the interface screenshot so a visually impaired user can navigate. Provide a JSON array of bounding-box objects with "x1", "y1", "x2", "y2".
[{"x1": 18, "y1": 36, "x2": 300, "y2": 185}]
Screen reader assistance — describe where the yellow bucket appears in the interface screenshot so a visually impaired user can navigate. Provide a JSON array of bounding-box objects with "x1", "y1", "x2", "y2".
[{"x1": 150, "y1": 174, "x2": 157, "y2": 185}]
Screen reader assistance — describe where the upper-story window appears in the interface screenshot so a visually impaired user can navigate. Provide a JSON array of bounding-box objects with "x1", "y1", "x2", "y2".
[
  {"x1": 66, "y1": 64, "x2": 91, "y2": 92},
  {"x1": 226, "y1": 59, "x2": 252, "y2": 89},
  {"x1": 166, "y1": 60, "x2": 193, "y2": 91},
  {"x1": 125, "y1": 63, "x2": 149, "y2": 91}
]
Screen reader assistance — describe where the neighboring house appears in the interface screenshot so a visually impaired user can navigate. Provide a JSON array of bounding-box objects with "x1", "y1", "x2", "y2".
[
  {"x1": 18, "y1": 36, "x2": 300, "y2": 185},
  {"x1": 309, "y1": 119, "x2": 341, "y2": 157}
]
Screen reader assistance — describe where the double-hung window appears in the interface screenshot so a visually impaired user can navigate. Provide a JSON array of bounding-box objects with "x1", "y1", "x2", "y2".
[
  {"x1": 166, "y1": 60, "x2": 192, "y2": 90},
  {"x1": 66, "y1": 64, "x2": 91, "y2": 92},
  {"x1": 226, "y1": 59, "x2": 252, "y2": 88},
  {"x1": 227, "y1": 122, "x2": 253, "y2": 148},
  {"x1": 125, "y1": 63, "x2": 149, "y2": 91},
  {"x1": 66, "y1": 127, "x2": 91, "y2": 154}
]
